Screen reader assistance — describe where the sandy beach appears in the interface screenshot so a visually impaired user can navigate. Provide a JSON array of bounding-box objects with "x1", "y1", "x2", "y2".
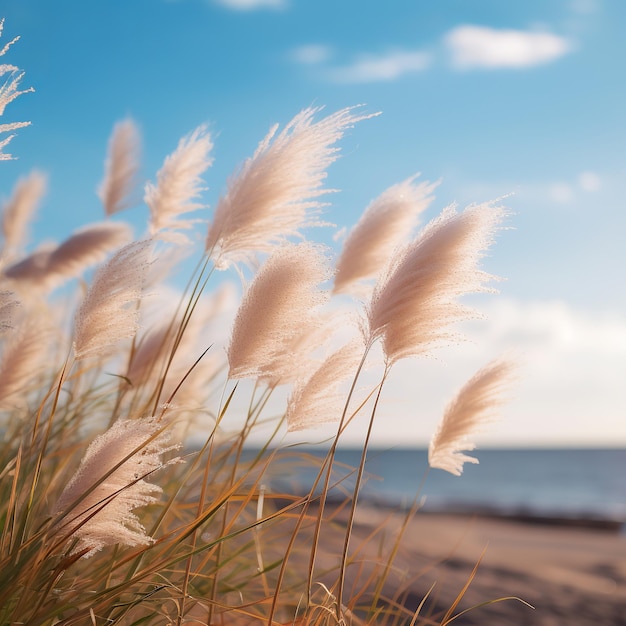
[{"x1": 332, "y1": 506, "x2": 626, "y2": 625}]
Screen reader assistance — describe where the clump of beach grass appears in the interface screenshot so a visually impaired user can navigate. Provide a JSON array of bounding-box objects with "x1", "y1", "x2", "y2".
[{"x1": 0, "y1": 20, "x2": 527, "y2": 625}]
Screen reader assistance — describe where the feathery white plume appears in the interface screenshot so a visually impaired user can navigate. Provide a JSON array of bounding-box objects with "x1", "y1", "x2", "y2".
[
  {"x1": 1, "y1": 170, "x2": 47, "y2": 262},
  {"x1": 368, "y1": 202, "x2": 506, "y2": 364},
  {"x1": 145, "y1": 125, "x2": 213, "y2": 242},
  {"x1": 54, "y1": 417, "x2": 179, "y2": 557},
  {"x1": 3, "y1": 222, "x2": 132, "y2": 291},
  {"x1": 227, "y1": 243, "x2": 331, "y2": 380},
  {"x1": 286, "y1": 338, "x2": 365, "y2": 431},
  {"x1": 0, "y1": 313, "x2": 51, "y2": 409},
  {"x1": 0, "y1": 290, "x2": 19, "y2": 334},
  {"x1": 333, "y1": 175, "x2": 437, "y2": 296},
  {"x1": 98, "y1": 119, "x2": 142, "y2": 216},
  {"x1": 73, "y1": 240, "x2": 151, "y2": 360},
  {"x1": 206, "y1": 106, "x2": 379, "y2": 269},
  {"x1": 0, "y1": 19, "x2": 32, "y2": 160},
  {"x1": 428, "y1": 358, "x2": 517, "y2": 475}
]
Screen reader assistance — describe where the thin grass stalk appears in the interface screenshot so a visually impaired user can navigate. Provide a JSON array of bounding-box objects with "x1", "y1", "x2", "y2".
[
  {"x1": 439, "y1": 549, "x2": 486, "y2": 625},
  {"x1": 205, "y1": 383, "x2": 280, "y2": 623},
  {"x1": 118, "y1": 384, "x2": 239, "y2": 592},
  {"x1": 0, "y1": 443, "x2": 21, "y2": 556},
  {"x1": 266, "y1": 366, "x2": 378, "y2": 625},
  {"x1": 409, "y1": 582, "x2": 438, "y2": 626},
  {"x1": 304, "y1": 342, "x2": 372, "y2": 599},
  {"x1": 150, "y1": 254, "x2": 215, "y2": 415},
  {"x1": 335, "y1": 365, "x2": 389, "y2": 619},
  {"x1": 368, "y1": 487, "x2": 427, "y2": 616}
]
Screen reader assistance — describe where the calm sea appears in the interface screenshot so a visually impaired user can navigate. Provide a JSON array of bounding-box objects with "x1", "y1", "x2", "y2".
[{"x1": 253, "y1": 448, "x2": 626, "y2": 524}]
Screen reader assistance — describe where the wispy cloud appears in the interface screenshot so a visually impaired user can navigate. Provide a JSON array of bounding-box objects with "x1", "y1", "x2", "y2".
[
  {"x1": 290, "y1": 44, "x2": 333, "y2": 65},
  {"x1": 290, "y1": 43, "x2": 431, "y2": 84},
  {"x1": 212, "y1": 0, "x2": 286, "y2": 10},
  {"x1": 549, "y1": 171, "x2": 602, "y2": 204},
  {"x1": 445, "y1": 25, "x2": 571, "y2": 69}
]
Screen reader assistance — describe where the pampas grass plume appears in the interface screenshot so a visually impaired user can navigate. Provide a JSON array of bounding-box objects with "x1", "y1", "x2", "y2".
[
  {"x1": 368, "y1": 202, "x2": 506, "y2": 364},
  {"x1": 3, "y1": 221, "x2": 132, "y2": 291},
  {"x1": 145, "y1": 125, "x2": 213, "y2": 241},
  {"x1": 428, "y1": 357, "x2": 517, "y2": 475},
  {"x1": 0, "y1": 19, "x2": 32, "y2": 159},
  {"x1": 286, "y1": 338, "x2": 364, "y2": 431},
  {"x1": 0, "y1": 289, "x2": 19, "y2": 333},
  {"x1": 0, "y1": 313, "x2": 51, "y2": 409},
  {"x1": 206, "y1": 106, "x2": 378, "y2": 269},
  {"x1": 73, "y1": 240, "x2": 151, "y2": 360},
  {"x1": 227, "y1": 242, "x2": 330, "y2": 380},
  {"x1": 1, "y1": 170, "x2": 47, "y2": 261},
  {"x1": 98, "y1": 118, "x2": 141, "y2": 216},
  {"x1": 54, "y1": 417, "x2": 178, "y2": 557},
  {"x1": 334, "y1": 175, "x2": 437, "y2": 296}
]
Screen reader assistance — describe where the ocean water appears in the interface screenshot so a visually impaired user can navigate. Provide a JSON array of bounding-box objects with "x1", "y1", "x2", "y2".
[{"x1": 257, "y1": 448, "x2": 626, "y2": 523}]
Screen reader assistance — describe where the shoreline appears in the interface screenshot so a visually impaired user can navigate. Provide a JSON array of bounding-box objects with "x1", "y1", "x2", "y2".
[{"x1": 339, "y1": 505, "x2": 626, "y2": 625}]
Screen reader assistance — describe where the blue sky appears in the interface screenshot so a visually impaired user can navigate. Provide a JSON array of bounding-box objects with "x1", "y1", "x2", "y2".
[{"x1": 1, "y1": 0, "x2": 625, "y2": 446}]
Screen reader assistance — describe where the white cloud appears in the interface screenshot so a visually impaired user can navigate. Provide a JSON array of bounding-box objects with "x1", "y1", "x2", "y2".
[
  {"x1": 212, "y1": 0, "x2": 286, "y2": 10},
  {"x1": 445, "y1": 25, "x2": 571, "y2": 69},
  {"x1": 570, "y1": 0, "x2": 601, "y2": 15},
  {"x1": 291, "y1": 44, "x2": 333, "y2": 65},
  {"x1": 326, "y1": 50, "x2": 431, "y2": 84},
  {"x1": 241, "y1": 297, "x2": 626, "y2": 448},
  {"x1": 549, "y1": 182, "x2": 575, "y2": 204},
  {"x1": 578, "y1": 171, "x2": 601, "y2": 192}
]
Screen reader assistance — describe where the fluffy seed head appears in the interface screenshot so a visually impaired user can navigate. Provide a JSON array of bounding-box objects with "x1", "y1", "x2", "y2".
[
  {"x1": 367, "y1": 202, "x2": 506, "y2": 364},
  {"x1": 286, "y1": 338, "x2": 365, "y2": 431},
  {"x1": 145, "y1": 125, "x2": 213, "y2": 242},
  {"x1": 227, "y1": 243, "x2": 331, "y2": 380},
  {"x1": 54, "y1": 417, "x2": 179, "y2": 557},
  {"x1": 0, "y1": 19, "x2": 33, "y2": 160},
  {"x1": 206, "y1": 106, "x2": 379, "y2": 269},
  {"x1": 334, "y1": 175, "x2": 437, "y2": 296},
  {"x1": 3, "y1": 222, "x2": 132, "y2": 292},
  {"x1": 428, "y1": 358, "x2": 517, "y2": 475},
  {"x1": 73, "y1": 240, "x2": 151, "y2": 360},
  {"x1": 98, "y1": 118, "x2": 142, "y2": 216},
  {"x1": 1, "y1": 170, "x2": 47, "y2": 261}
]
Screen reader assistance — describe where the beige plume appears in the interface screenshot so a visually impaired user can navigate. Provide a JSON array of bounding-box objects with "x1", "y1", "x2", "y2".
[
  {"x1": 1, "y1": 170, "x2": 47, "y2": 261},
  {"x1": 368, "y1": 202, "x2": 507, "y2": 364},
  {"x1": 54, "y1": 417, "x2": 179, "y2": 557},
  {"x1": 0, "y1": 19, "x2": 33, "y2": 160},
  {"x1": 73, "y1": 240, "x2": 151, "y2": 360},
  {"x1": 286, "y1": 338, "x2": 365, "y2": 432},
  {"x1": 98, "y1": 118, "x2": 142, "y2": 216},
  {"x1": 206, "y1": 106, "x2": 379, "y2": 269},
  {"x1": 3, "y1": 222, "x2": 132, "y2": 291},
  {"x1": 0, "y1": 313, "x2": 51, "y2": 409},
  {"x1": 145, "y1": 125, "x2": 213, "y2": 242},
  {"x1": 0, "y1": 289, "x2": 19, "y2": 334},
  {"x1": 428, "y1": 358, "x2": 517, "y2": 475},
  {"x1": 333, "y1": 175, "x2": 437, "y2": 296},
  {"x1": 227, "y1": 243, "x2": 331, "y2": 381}
]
